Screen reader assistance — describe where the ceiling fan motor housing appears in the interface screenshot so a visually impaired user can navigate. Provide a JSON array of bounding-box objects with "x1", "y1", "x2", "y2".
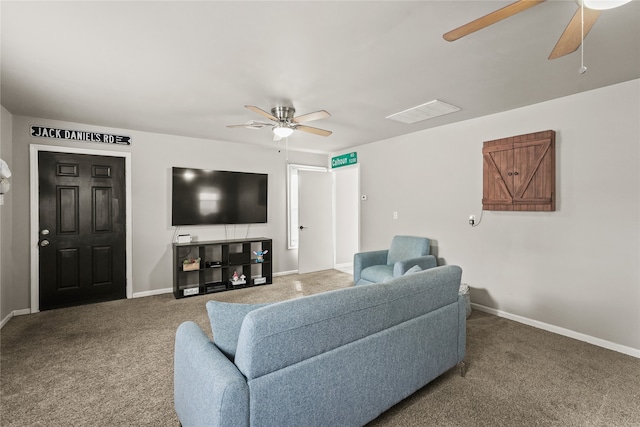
[{"x1": 271, "y1": 106, "x2": 296, "y2": 122}]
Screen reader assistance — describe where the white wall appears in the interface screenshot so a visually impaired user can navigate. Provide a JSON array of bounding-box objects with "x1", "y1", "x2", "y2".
[
  {"x1": 6, "y1": 115, "x2": 326, "y2": 311},
  {"x1": 334, "y1": 165, "x2": 359, "y2": 265},
  {"x1": 351, "y1": 79, "x2": 640, "y2": 354},
  {"x1": 0, "y1": 106, "x2": 14, "y2": 323}
]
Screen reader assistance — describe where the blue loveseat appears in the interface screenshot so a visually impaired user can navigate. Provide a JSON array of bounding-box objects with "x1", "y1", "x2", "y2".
[{"x1": 174, "y1": 265, "x2": 466, "y2": 427}]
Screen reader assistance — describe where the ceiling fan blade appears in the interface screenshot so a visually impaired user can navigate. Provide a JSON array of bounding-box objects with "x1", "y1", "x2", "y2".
[
  {"x1": 292, "y1": 110, "x2": 331, "y2": 124},
  {"x1": 245, "y1": 105, "x2": 278, "y2": 121},
  {"x1": 548, "y1": 7, "x2": 601, "y2": 60},
  {"x1": 227, "y1": 125, "x2": 263, "y2": 130},
  {"x1": 295, "y1": 125, "x2": 332, "y2": 137},
  {"x1": 443, "y1": 0, "x2": 546, "y2": 42},
  {"x1": 226, "y1": 120, "x2": 270, "y2": 129}
]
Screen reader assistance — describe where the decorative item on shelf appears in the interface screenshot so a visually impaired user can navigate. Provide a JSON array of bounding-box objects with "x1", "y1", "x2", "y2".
[
  {"x1": 183, "y1": 257, "x2": 201, "y2": 271},
  {"x1": 253, "y1": 249, "x2": 268, "y2": 263},
  {"x1": 231, "y1": 270, "x2": 246, "y2": 286}
]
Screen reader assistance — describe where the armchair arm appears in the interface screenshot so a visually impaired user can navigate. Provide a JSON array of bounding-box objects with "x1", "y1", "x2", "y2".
[
  {"x1": 353, "y1": 249, "x2": 388, "y2": 284},
  {"x1": 393, "y1": 255, "x2": 437, "y2": 277},
  {"x1": 174, "y1": 321, "x2": 249, "y2": 427}
]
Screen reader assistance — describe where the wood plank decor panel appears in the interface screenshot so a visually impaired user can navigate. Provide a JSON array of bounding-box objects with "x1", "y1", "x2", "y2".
[{"x1": 482, "y1": 130, "x2": 555, "y2": 211}]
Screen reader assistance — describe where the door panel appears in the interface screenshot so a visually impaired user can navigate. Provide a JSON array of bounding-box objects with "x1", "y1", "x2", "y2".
[
  {"x1": 39, "y1": 151, "x2": 126, "y2": 310},
  {"x1": 298, "y1": 170, "x2": 333, "y2": 274}
]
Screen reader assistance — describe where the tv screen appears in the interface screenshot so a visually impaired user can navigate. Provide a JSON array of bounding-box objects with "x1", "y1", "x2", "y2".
[{"x1": 172, "y1": 168, "x2": 268, "y2": 226}]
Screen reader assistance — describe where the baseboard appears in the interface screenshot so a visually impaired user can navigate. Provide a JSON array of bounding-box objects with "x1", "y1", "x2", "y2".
[
  {"x1": 471, "y1": 303, "x2": 640, "y2": 359},
  {"x1": 273, "y1": 270, "x2": 297, "y2": 277},
  {"x1": 0, "y1": 312, "x2": 12, "y2": 329},
  {"x1": 132, "y1": 288, "x2": 172, "y2": 298},
  {"x1": 0, "y1": 308, "x2": 32, "y2": 329},
  {"x1": 334, "y1": 262, "x2": 352, "y2": 269}
]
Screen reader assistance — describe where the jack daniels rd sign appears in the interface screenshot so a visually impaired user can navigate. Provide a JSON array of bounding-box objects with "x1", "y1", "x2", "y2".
[{"x1": 31, "y1": 125, "x2": 131, "y2": 145}]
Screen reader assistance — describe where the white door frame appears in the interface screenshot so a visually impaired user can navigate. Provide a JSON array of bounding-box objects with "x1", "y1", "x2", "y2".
[{"x1": 29, "y1": 144, "x2": 133, "y2": 313}]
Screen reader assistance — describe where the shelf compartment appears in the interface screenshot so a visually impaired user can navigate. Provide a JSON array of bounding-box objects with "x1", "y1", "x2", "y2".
[
  {"x1": 228, "y1": 252, "x2": 250, "y2": 265},
  {"x1": 205, "y1": 282, "x2": 227, "y2": 293}
]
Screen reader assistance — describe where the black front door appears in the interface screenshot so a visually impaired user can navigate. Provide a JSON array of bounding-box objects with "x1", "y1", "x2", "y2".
[{"x1": 38, "y1": 151, "x2": 126, "y2": 310}]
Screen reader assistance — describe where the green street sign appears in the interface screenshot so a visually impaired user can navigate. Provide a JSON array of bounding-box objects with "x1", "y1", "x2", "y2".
[{"x1": 331, "y1": 152, "x2": 357, "y2": 169}]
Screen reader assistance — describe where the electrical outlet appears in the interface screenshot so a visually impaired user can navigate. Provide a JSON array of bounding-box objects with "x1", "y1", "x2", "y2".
[
  {"x1": 393, "y1": 211, "x2": 398, "y2": 220},
  {"x1": 469, "y1": 215, "x2": 476, "y2": 226}
]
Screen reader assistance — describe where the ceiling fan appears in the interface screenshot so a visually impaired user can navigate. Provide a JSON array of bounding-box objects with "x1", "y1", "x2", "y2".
[
  {"x1": 443, "y1": 0, "x2": 632, "y2": 60},
  {"x1": 227, "y1": 105, "x2": 332, "y2": 141}
]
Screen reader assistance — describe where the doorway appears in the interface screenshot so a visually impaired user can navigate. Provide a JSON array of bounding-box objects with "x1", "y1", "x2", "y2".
[
  {"x1": 30, "y1": 145, "x2": 132, "y2": 312},
  {"x1": 290, "y1": 163, "x2": 360, "y2": 275},
  {"x1": 298, "y1": 169, "x2": 334, "y2": 274}
]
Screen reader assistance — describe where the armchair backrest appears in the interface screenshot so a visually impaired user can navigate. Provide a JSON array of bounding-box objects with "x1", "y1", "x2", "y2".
[{"x1": 387, "y1": 235, "x2": 430, "y2": 265}]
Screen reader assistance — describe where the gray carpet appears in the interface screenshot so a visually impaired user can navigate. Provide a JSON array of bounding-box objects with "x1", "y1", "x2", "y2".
[{"x1": 1, "y1": 270, "x2": 639, "y2": 426}]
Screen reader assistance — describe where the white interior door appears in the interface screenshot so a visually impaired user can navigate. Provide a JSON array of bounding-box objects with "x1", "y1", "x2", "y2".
[{"x1": 298, "y1": 170, "x2": 333, "y2": 274}]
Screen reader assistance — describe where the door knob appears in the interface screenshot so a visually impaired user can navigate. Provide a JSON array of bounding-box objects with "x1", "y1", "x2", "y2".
[
  {"x1": 40, "y1": 239, "x2": 50, "y2": 247},
  {"x1": 41, "y1": 229, "x2": 50, "y2": 235}
]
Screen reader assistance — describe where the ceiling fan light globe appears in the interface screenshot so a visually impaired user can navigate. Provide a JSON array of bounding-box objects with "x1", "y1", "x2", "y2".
[
  {"x1": 582, "y1": 0, "x2": 631, "y2": 10},
  {"x1": 273, "y1": 126, "x2": 294, "y2": 138}
]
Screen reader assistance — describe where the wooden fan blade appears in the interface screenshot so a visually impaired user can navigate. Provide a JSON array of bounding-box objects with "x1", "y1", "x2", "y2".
[
  {"x1": 443, "y1": 0, "x2": 546, "y2": 42},
  {"x1": 295, "y1": 125, "x2": 332, "y2": 137},
  {"x1": 245, "y1": 105, "x2": 278, "y2": 121},
  {"x1": 292, "y1": 110, "x2": 331, "y2": 124},
  {"x1": 548, "y1": 7, "x2": 600, "y2": 60}
]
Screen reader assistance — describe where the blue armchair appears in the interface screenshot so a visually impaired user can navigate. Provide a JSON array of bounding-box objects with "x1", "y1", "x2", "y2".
[{"x1": 353, "y1": 235, "x2": 437, "y2": 285}]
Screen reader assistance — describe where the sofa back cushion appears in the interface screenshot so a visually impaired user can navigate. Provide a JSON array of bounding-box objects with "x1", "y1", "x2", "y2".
[
  {"x1": 387, "y1": 235, "x2": 430, "y2": 265},
  {"x1": 206, "y1": 301, "x2": 271, "y2": 360},
  {"x1": 234, "y1": 264, "x2": 462, "y2": 380}
]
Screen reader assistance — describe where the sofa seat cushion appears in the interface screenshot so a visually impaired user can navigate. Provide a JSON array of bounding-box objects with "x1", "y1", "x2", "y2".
[
  {"x1": 206, "y1": 300, "x2": 271, "y2": 360},
  {"x1": 360, "y1": 264, "x2": 394, "y2": 283}
]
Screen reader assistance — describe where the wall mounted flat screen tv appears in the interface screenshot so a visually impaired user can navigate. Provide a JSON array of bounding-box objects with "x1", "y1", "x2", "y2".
[{"x1": 172, "y1": 167, "x2": 268, "y2": 226}]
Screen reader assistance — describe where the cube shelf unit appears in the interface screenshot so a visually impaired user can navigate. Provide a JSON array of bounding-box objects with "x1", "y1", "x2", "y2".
[{"x1": 173, "y1": 237, "x2": 272, "y2": 299}]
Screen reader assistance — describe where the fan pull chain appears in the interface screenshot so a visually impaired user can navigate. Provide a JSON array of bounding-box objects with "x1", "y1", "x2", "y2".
[
  {"x1": 278, "y1": 135, "x2": 289, "y2": 161},
  {"x1": 579, "y1": 0, "x2": 587, "y2": 74}
]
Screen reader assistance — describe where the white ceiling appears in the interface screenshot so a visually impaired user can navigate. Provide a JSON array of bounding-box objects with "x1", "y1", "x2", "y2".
[{"x1": 2, "y1": 1, "x2": 639, "y2": 154}]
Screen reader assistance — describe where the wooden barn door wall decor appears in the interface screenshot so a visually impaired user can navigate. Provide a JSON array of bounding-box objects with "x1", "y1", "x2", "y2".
[{"x1": 482, "y1": 130, "x2": 556, "y2": 211}]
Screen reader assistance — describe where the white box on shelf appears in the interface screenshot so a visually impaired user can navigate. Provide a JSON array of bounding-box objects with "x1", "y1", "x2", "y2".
[
  {"x1": 253, "y1": 276, "x2": 267, "y2": 285},
  {"x1": 183, "y1": 287, "x2": 199, "y2": 296},
  {"x1": 177, "y1": 234, "x2": 192, "y2": 244}
]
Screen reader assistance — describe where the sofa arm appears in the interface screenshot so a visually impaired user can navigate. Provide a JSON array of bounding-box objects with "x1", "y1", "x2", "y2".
[
  {"x1": 353, "y1": 249, "x2": 389, "y2": 284},
  {"x1": 393, "y1": 255, "x2": 437, "y2": 276},
  {"x1": 174, "y1": 321, "x2": 249, "y2": 427}
]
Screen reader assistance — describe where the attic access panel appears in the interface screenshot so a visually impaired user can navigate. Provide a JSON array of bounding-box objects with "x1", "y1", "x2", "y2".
[{"x1": 482, "y1": 130, "x2": 556, "y2": 211}]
